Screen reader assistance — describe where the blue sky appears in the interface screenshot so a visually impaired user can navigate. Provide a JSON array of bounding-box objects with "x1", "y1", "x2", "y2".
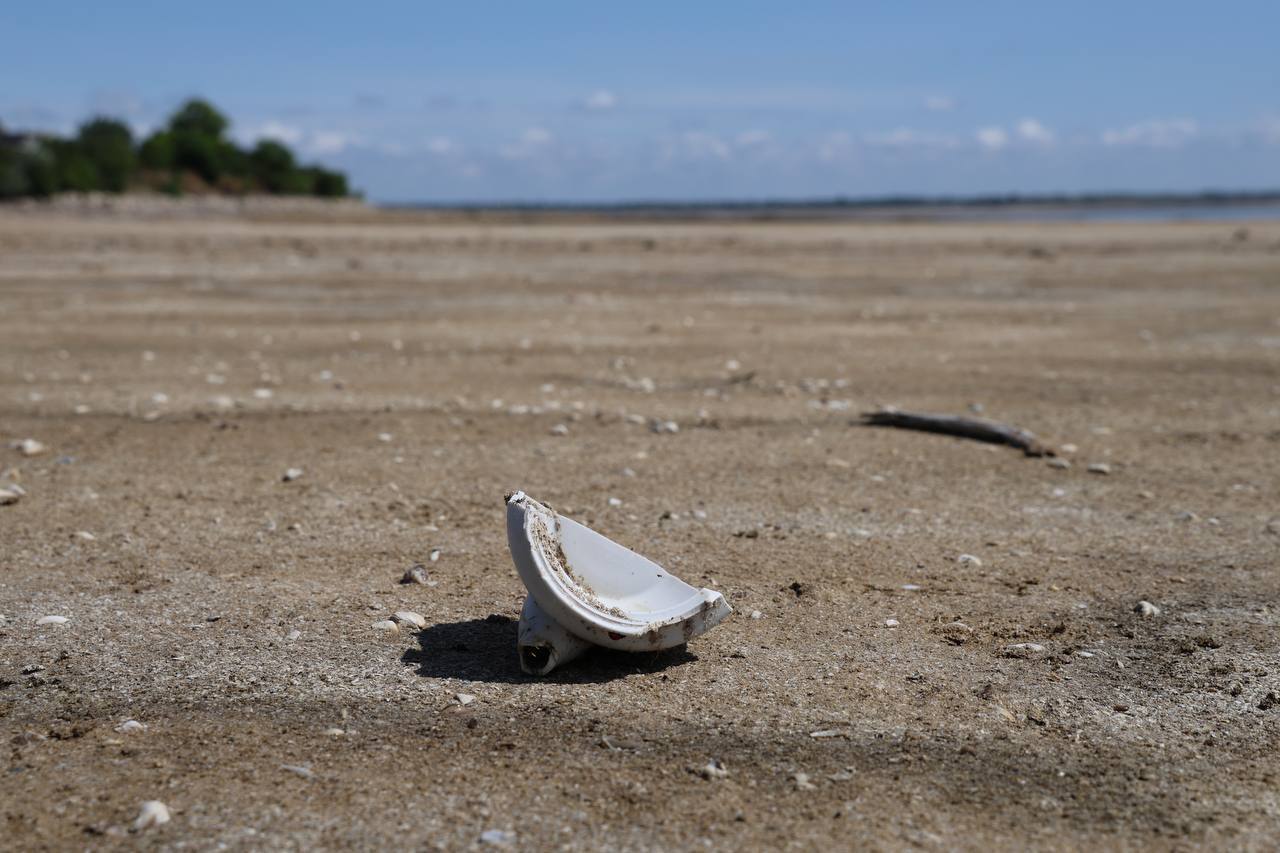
[{"x1": 4, "y1": 2, "x2": 1279, "y2": 202}]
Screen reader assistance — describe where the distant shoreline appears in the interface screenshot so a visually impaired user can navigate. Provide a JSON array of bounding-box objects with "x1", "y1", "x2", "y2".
[{"x1": 382, "y1": 191, "x2": 1280, "y2": 223}]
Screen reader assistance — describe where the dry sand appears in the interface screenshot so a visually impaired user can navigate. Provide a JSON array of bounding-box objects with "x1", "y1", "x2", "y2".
[{"x1": 2, "y1": 207, "x2": 1279, "y2": 849}]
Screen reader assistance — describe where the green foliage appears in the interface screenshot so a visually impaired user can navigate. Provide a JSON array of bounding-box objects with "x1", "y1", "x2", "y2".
[
  {"x1": 168, "y1": 99, "x2": 229, "y2": 139},
  {"x1": 138, "y1": 131, "x2": 175, "y2": 170},
  {"x1": 76, "y1": 118, "x2": 136, "y2": 192},
  {"x1": 0, "y1": 97, "x2": 352, "y2": 199}
]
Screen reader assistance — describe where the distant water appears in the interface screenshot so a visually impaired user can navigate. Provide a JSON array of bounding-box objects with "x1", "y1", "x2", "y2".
[
  {"x1": 928, "y1": 203, "x2": 1280, "y2": 223},
  {"x1": 389, "y1": 199, "x2": 1280, "y2": 223}
]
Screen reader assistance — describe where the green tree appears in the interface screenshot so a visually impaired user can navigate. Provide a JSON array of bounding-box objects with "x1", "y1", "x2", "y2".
[
  {"x1": 168, "y1": 99, "x2": 228, "y2": 139},
  {"x1": 138, "y1": 131, "x2": 175, "y2": 170},
  {"x1": 49, "y1": 140, "x2": 99, "y2": 191},
  {"x1": 249, "y1": 139, "x2": 298, "y2": 192},
  {"x1": 76, "y1": 118, "x2": 136, "y2": 192},
  {"x1": 308, "y1": 167, "x2": 348, "y2": 197},
  {"x1": 172, "y1": 129, "x2": 223, "y2": 185}
]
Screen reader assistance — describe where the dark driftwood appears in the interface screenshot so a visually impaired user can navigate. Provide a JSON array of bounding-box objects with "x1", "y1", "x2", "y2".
[{"x1": 860, "y1": 409, "x2": 1053, "y2": 457}]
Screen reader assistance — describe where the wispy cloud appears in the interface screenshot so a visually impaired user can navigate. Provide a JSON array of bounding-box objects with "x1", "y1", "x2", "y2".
[
  {"x1": 580, "y1": 90, "x2": 618, "y2": 112},
  {"x1": 975, "y1": 126, "x2": 1009, "y2": 151},
  {"x1": 864, "y1": 128, "x2": 960, "y2": 149},
  {"x1": 1015, "y1": 118, "x2": 1054, "y2": 145},
  {"x1": 1100, "y1": 119, "x2": 1198, "y2": 148}
]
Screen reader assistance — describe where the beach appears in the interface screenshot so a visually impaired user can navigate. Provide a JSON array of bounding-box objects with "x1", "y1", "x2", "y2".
[{"x1": 3, "y1": 205, "x2": 1279, "y2": 848}]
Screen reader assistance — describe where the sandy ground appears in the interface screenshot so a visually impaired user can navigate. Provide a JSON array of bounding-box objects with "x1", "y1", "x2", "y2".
[{"x1": 2, "y1": 208, "x2": 1279, "y2": 850}]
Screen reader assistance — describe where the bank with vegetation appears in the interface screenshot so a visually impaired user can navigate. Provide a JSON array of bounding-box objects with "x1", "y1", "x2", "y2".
[{"x1": 0, "y1": 99, "x2": 350, "y2": 199}]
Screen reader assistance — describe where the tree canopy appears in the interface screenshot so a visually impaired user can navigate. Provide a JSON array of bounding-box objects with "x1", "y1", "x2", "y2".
[{"x1": 0, "y1": 98, "x2": 351, "y2": 199}]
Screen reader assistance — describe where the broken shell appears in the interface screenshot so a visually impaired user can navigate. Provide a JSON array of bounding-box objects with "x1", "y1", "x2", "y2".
[
  {"x1": 401, "y1": 564, "x2": 432, "y2": 585},
  {"x1": 392, "y1": 611, "x2": 426, "y2": 629},
  {"x1": 1134, "y1": 600, "x2": 1161, "y2": 618},
  {"x1": 957, "y1": 554, "x2": 982, "y2": 567},
  {"x1": 697, "y1": 759, "x2": 729, "y2": 780},
  {"x1": 15, "y1": 438, "x2": 47, "y2": 457},
  {"x1": 282, "y1": 467, "x2": 304, "y2": 482},
  {"x1": 0, "y1": 488, "x2": 20, "y2": 506},
  {"x1": 36, "y1": 615, "x2": 69, "y2": 625},
  {"x1": 133, "y1": 800, "x2": 170, "y2": 831},
  {"x1": 371, "y1": 619, "x2": 399, "y2": 633},
  {"x1": 115, "y1": 720, "x2": 147, "y2": 734},
  {"x1": 456, "y1": 693, "x2": 476, "y2": 706},
  {"x1": 1004, "y1": 642, "x2": 1046, "y2": 658},
  {"x1": 505, "y1": 490, "x2": 730, "y2": 675},
  {"x1": 1087, "y1": 462, "x2": 1111, "y2": 475}
]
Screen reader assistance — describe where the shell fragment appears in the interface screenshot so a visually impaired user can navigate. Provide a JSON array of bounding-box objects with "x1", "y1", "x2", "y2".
[{"x1": 505, "y1": 491, "x2": 730, "y2": 675}]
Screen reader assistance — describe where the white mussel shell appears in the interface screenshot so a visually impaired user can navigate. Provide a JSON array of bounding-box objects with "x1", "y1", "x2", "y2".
[{"x1": 506, "y1": 491, "x2": 730, "y2": 673}]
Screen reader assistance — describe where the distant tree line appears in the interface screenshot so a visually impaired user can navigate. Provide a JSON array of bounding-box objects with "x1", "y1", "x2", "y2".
[{"x1": 0, "y1": 99, "x2": 350, "y2": 199}]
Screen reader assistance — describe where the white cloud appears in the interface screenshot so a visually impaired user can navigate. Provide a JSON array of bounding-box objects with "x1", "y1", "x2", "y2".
[
  {"x1": 865, "y1": 128, "x2": 960, "y2": 149},
  {"x1": 735, "y1": 129, "x2": 771, "y2": 147},
  {"x1": 523, "y1": 127, "x2": 552, "y2": 145},
  {"x1": 1100, "y1": 119, "x2": 1198, "y2": 148},
  {"x1": 925, "y1": 95, "x2": 955, "y2": 112},
  {"x1": 254, "y1": 121, "x2": 304, "y2": 146},
  {"x1": 582, "y1": 90, "x2": 618, "y2": 111},
  {"x1": 1016, "y1": 118, "x2": 1054, "y2": 145},
  {"x1": 308, "y1": 131, "x2": 352, "y2": 154},
  {"x1": 975, "y1": 126, "x2": 1009, "y2": 151},
  {"x1": 427, "y1": 136, "x2": 456, "y2": 155},
  {"x1": 817, "y1": 131, "x2": 854, "y2": 163},
  {"x1": 499, "y1": 127, "x2": 554, "y2": 160}
]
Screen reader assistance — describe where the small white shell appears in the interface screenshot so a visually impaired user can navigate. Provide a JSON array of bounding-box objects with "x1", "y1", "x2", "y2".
[
  {"x1": 371, "y1": 619, "x2": 399, "y2": 633},
  {"x1": 36, "y1": 615, "x2": 69, "y2": 626},
  {"x1": 392, "y1": 611, "x2": 426, "y2": 629},
  {"x1": 133, "y1": 800, "x2": 170, "y2": 831}
]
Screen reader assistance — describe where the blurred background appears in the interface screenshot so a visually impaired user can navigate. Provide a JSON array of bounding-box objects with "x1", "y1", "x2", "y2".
[{"x1": 3, "y1": 1, "x2": 1278, "y2": 204}]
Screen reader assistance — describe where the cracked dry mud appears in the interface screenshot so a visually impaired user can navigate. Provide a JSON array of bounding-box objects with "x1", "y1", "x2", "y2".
[{"x1": 2, "y1": 208, "x2": 1279, "y2": 849}]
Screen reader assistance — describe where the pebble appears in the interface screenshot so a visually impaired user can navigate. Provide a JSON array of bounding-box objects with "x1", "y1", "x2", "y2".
[
  {"x1": 885, "y1": 618, "x2": 899, "y2": 627},
  {"x1": 253, "y1": 387, "x2": 274, "y2": 399},
  {"x1": 281, "y1": 764, "x2": 314, "y2": 779},
  {"x1": 902, "y1": 584, "x2": 922, "y2": 592},
  {"x1": 286, "y1": 629, "x2": 302, "y2": 641},
  {"x1": 0, "y1": 488, "x2": 20, "y2": 506},
  {"x1": 392, "y1": 611, "x2": 426, "y2": 629},
  {"x1": 282, "y1": 467, "x2": 304, "y2": 482},
  {"x1": 1087, "y1": 462, "x2": 1111, "y2": 475},
  {"x1": 791, "y1": 772, "x2": 817, "y2": 791},
  {"x1": 1047, "y1": 457, "x2": 1071, "y2": 469},
  {"x1": 809, "y1": 729, "x2": 849, "y2": 739},
  {"x1": 429, "y1": 549, "x2": 441, "y2": 562},
  {"x1": 115, "y1": 720, "x2": 147, "y2": 734},
  {"x1": 15, "y1": 438, "x2": 47, "y2": 457},
  {"x1": 1134, "y1": 600, "x2": 1161, "y2": 618},
  {"x1": 324, "y1": 727, "x2": 346, "y2": 736},
  {"x1": 750, "y1": 610, "x2": 763, "y2": 619},
  {"x1": 401, "y1": 564, "x2": 433, "y2": 585},
  {"x1": 939, "y1": 621, "x2": 974, "y2": 644},
  {"x1": 697, "y1": 759, "x2": 729, "y2": 780},
  {"x1": 377, "y1": 432, "x2": 393, "y2": 442},
  {"x1": 650, "y1": 419, "x2": 680, "y2": 434},
  {"x1": 607, "y1": 497, "x2": 623, "y2": 507},
  {"x1": 548, "y1": 423, "x2": 569, "y2": 436},
  {"x1": 957, "y1": 554, "x2": 982, "y2": 567},
  {"x1": 372, "y1": 619, "x2": 399, "y2": 633},
  {"x1": 74, "y1": 530, "x2": 96, "y2": 541},
  {"x1": 133, "y1": 800, "x2": 170, "y2": 831},
  {"x1": 1004, "y1": 642, "x2": 1046, "y2": 658},
  {"x1": 480, "y1": 829, "x2": 516, "y2": 846},
  {"x1": 36, "y1": 615, "x2": 69, "y2": 626},
  {"x1": 456, "y1": 693, "x2": 476, "y2": 706}
]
